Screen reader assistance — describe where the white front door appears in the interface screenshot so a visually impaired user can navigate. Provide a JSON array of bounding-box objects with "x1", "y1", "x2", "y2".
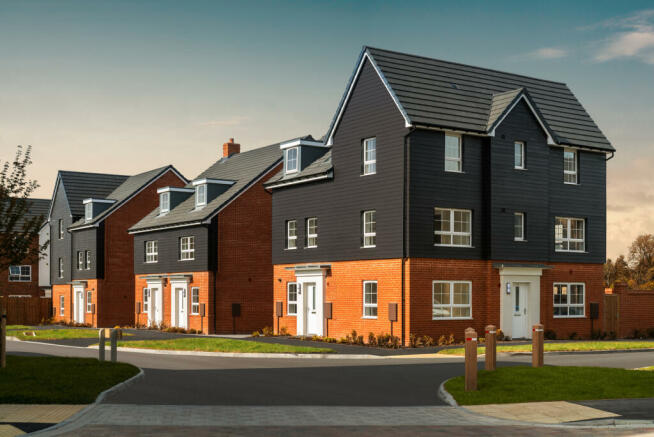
[
  {"x1": 74, "y1": 287, "x2": 85, "y2": 323},
  {"x1": 512, "y1": 283, "x2": 529, "y2": 338},
  {"x1": 147, "y1": 283, "x2": 163, "y2": 326},
  {"x1": 305, "y1": 282, "x2": 322, "y2": 335},
  {"x1": 171, "y1": 284, "x2": 188, "y2": 329}
]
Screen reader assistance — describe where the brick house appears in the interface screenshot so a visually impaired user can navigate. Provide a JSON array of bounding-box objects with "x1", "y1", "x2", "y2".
[
  {"x1": 128, "y1": 139, "x2": 283, "y2": 334},
  {"x1": 267, "y1": 47, "x2": 614, "y2": 344},
  {"x1": 50, "y1": 167, "x2": 187, "y2": 326}
]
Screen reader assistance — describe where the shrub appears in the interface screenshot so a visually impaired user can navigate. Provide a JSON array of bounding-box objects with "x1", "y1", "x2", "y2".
[
  {"x1": 368, "y1": 332, "x2": 377, "y2": 346},
  {"x1": 251, "y1": 331, "x2": 260, "y2": 337},
  {"x1": 279, "y1": 326, "x2": 289, "y2": 336},
  {"x1": 496, "y1": 329, "x2": 505, "y2": 341},
  {"x1": 647, "y1": 328, "x2": 654, "y2": 339},
  {"x1": 356, "y1": 335, "x2": 364, "y2": 345},
  {"x1": 568, "y1": 332, "x2": 578, "y2": 340},
  {"x1": 437, "y1": 335, "x2": 447, "y2": 346},
  {"x1": 447, "y1": 334, "x2": 455, "y2": 345},
  {"x1": 607, "y1": 331, "x2": 617, "y2": 340},
  {"x1": 590, "y1": 330, "x2": 605, "y2": 340},
  {"x1": 409, "y1": 333, "x2": 418, "y2": 348},
  {"x1": 632, "y1": 329, "x2": 645, "y2": 339},
  {"x1": 544, "y1": 329, "x2": 557, "y2": 340},
  {"x1": 324, "y1": 337, "x2": 337, "y2": 343},
  {"x1": 261, "y1": 326, "x2": 274, "y2": 336},
  {"x1": 337, "y1": 337, "x2": 348, "y2": 344},
  {"x1": 421, "y1": 335, "x2": 435, "y2": 347}
]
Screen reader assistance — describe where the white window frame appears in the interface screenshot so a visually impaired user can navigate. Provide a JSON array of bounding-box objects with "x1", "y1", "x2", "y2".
[
  {"x1": 286, "y1": 220, "x2": 297, "y2": 249},
  {"x1": 287, "y1": 282, "x2": 298, "y2": 315},
  {"x1": 555, "y1": 217, "x2": 585, "y2": 252},
  {"x1": 58, "y1": 219, "x2": 64, "y2": 239},
  {"x1": 160, "y1": 192, "x2": 170, "y2": 213},
  {"x1": 142, "y1": 288, "x2": 150, "y2": 313},
  {"x1": 514, "y1": 212, "x2": 525, "y2": 241},
  {"x1": 145, "y1": 240, "x2": 158, "y2": 263},
  {"x1": 77, "y1": 251, "x2": 84, "y2": 270},
  {"x1": 285, "y1": 147, "x2": 299, "y2": 174},
  {"x1": 306, "y1": 217, "x2": 318, "y2": 248},
  {"x1": 85, "y1": 250, "x2": 91, "y2": 270},
  {"x1": 58, "y1": 258, "x2": 64, "y2": 278},
  {"x1": 8, "y1": 265, "x2": 31, "y2": 282},
  {"x1": 86, "y1": 290, "x2": 92, "y2": 313},
  {"x1": 564, "y1": 148, "x2": 578, "y2": 184},
  {"x1": 444, "y1": 133, "x2": 462, "y2": 172},
  {"x1": 553, "y1": 282, "x2": 585, "y2": 318},
  {"x1": 434, "y1": 208, "x2": 472, "y2": 247},
  {"x1": 60, "y1": 295, "x2": 65, "y2": 316},
  {"x1": 362, "y1": 281, "x2": 378, "y2": 319},
  {"x1": 85, "y1": 203, "x2": 93, "y2": 221},
  {"x1": 432, "y1": 280, "x2": 472, "y2": 320},
  {"x1": 191, "y1": 287, "x2": 200, "y2": 315},
  {"x1": 179, "y1": 236, "x2": 195, "y2": 261},
  {"x1": 362, "y1": 137, "x2": 377, "y2": 175},
  {"x1": 514, "y1": 141, "x2": 525, "y2": 169},
  {"x1": 195, "y1": 184, "x2": 207, "y2": 208},
  {"x1": 362, "y1": 210, "x2": 376, "y2": 248}
]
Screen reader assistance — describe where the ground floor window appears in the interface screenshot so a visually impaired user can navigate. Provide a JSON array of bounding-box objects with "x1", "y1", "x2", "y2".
[
  {"x1": 433, "y1": 281, "x2": 472, "y2": 319},
  {"x1": 191, "y1": 287, "x2": 200, "y2": 315},
  {"x1": 143, "y1": 288, "x2": 150, "y2": 313},
  {"x1": 86, "y1": 290, "x2": 92, "y2": 313},
  {"x1": 363, "y1": 281, "x2": 378, "y2": 318},
  {"x1": 59, "y1": 295, "x2": 65, "y2": 316},
  {"x1": 287, "y1": 282, "x2": 298, "y2": 315},
  {"x1": 553, "y1": 283, "x2": 585, "y2": 317}
]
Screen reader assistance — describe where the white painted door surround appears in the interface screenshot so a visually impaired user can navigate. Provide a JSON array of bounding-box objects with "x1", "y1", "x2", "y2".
[
  {"x1": 295, "y1": 268, "x2": 326, "y2": 337},
  {"x1": 170, "y1": 279, "x2": 189, "y2": 329},
  {"x1": 498, "y1": 265, "x2": 545, "y2": 340}
]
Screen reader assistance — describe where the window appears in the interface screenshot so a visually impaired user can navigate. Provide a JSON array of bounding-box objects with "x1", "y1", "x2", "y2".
[
  {"x1": 59, "y1": 295, "x2": 65, "y2": 316},
  {"x1": 179, "y1": 236, "x2": 195, "y2": 260},
  {"x1": 86, "y1": 290, "x2": 92, "y2": 313},
  {"x1": 286, "y1": 220, "x2": 297, "y2": 249},
  {"x1": 85, "y1": 203, "x2": 93, "y2": 221},
  {"x1": 160, "y1": 192, "x2": 170, "y2": 213},
  {"x1": 195, "y1": 184, "x2": 207, "y2": 207},
  {"x1": 362, "y1": 137, "x2": 376, "y2": 175},
  {"x1": 143, "y1": 288, "x2": 150, "y2": 313},
  {"x1": 306, "y1": 217, "x2": 318, "y2": 248},
  {"x1": 553, "y1": 283, "x2": 585, "y2": 317},
  {"x1": 58, "y1": 258, "x2": 64, "y2": 278},
  {"x1": 145, "y1": 240, "x2": 158, "y2": 263},
  {"x1": 8, "y1": 265, "x2": 31, "y2": 282},
  {"x1": 58, "y1": 219, "x2": 64, "y2": 239},
  {"x1": 514, "y1": 141, "x2": 525, "y2": 169},
  {"x1": 434, "y1": 208, "x2": 472, "y2": 247},
  {"x1": 514, "y1": 212, "x2": 525, "y2": 241},
  {"x1": 363, "y1": 281, "x2": 378, "y2": 318},
  {"x1": 77, "y1": 251, "x2": 84, "y2": 270},
  {"x1": 555, "y1": 217, "x2": 585, "y2": 252},
  {"x1": 191, "y1": 287, "x2": 200, "y2": 315},
  {"x1": 564, "y1": 148, "x2": 578, "y2": 184},
  {"x1": 285, "y1": 147, "x2": 299, "y2": 173},
  {"x1": 444, "y1": 133, "x2": 462, "y2": 172},
  {"x1": 287, "y1": 283, "x2": 298, "y2": 315},
  {"x1": 85, "y1": 251, "x2": 91, "y2": 270},
  {"x1": 433, "y1": 281, "x2": 472, "y2": 319},
  {"x1": 362, "y1": 210, "x2": 376, "y2": 248}
]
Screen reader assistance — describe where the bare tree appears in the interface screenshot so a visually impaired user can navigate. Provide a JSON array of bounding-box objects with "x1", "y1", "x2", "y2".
[{"x1": 628, "y1": 234, "x2": 654, "y2": 285}]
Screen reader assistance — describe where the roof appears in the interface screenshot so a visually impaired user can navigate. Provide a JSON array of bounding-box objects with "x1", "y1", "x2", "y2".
[
  {"x1": 129, "y1": 143, "x2": 283, "y2": 232},
  {"x1": 265, "y1": 149, "x2": 332, "y2": 188},
  {"x1": 11, "y1": 198, "x2": 50, "y2": 229},
  {"x1": 69, "y1": 166, "x2": 184, "y2": 230},
  {"x1": 57, "y1": 171, "x2": 129, "y2": 217},
  {"x1": 326, "y1": 47, "x2": 614, "y2": 152}
]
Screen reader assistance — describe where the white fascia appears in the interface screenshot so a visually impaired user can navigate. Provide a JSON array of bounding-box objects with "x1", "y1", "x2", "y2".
[
  {"x1": 191, "y1": 178, "x2": 235, "y2": 186},
  {"x1": 279, "y1": 139, "x2": 327, "y2": 150},
  {"x1": 157, "y1": 187, "x2": 194, "y2": 194},
  {"x1": 82, "y1": 198, "x2": 116, "y2": 204},
  {"x1": 488, "y1": 94, "x2": 556, "y2": 146}
]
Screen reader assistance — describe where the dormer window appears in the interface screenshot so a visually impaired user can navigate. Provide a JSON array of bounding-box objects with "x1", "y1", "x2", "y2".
[
  {"x1": 195, "y1": 184, "x2": 207, "y2": 207},
  {"x1": 160, "y1": 192, "x2": 170, "y2": 213},
  {"x1": 85, "y1": 203, "x2": 93, "y2": 221},
  {"x1": 285, "y1": 147, "x2": 299, "y2": 174}
]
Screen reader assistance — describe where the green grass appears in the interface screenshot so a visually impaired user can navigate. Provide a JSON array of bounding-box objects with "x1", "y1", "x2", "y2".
[
  {"x1": 116, "y1": 337, "x2": 335, "y2": 354},
  {"x1": 0, "y1": 355, "x2": 139, "y2": 404},
  {"x1": 637, "y1": 366, "x2": 654, "y2": 371},
  {"x1": 438, "y1": 341, "x2": 654, "y2": 356},
  {"x1": 6, "y1": 325, "x2": 32, "y2": 330},
  {"x1": 445, "y1": 365, "x2": 654, "y2": 405},
  {"x1": 12, "y1": 328, "x2": 132, "y2": 341}
]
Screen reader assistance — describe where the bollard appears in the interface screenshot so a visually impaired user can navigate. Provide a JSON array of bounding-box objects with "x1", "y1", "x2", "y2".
[
  {"x1": 98, "y1": 329, "x2": 105, "y2": 362},
  {"x1": 464, "y1": 327, "x2": 478, "y2": 392},
  {"x1": 484, "y1": 324, "x2": 496, "y2": 371},
  {"x1": 1, "y1": 308, "x2": 6, "y2": 369},
  {"x1": 532, "y1": 323, "x2": 544, "y2": 368},
  {"x1": 110, "y1": 328, "x2": 118, "y2": 362}
]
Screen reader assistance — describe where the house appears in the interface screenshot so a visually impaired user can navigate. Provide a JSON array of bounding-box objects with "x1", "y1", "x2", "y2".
[
  {"x1": 50, "y1": 167, "x2": 187, "y2": 326},
  {"x1": 267, "y1": 47, "x2": 614, "y2": 344},
  {"x1": 1, "y1": 198, "x2": 50, "y2": 298},
  {"x1": 128, "y1": 139, "x2": 282, "y2": 334}
]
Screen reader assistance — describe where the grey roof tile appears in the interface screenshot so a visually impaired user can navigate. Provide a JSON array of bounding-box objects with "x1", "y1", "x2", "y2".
[
  {"x1": 266, "y1": 149, "x2": 332, "y2": 187},
  {"x1": 58, "y1": 171, "x2": 129, "y2": 217},
  {"x1": 9, "y1": 198, "x2": 50, "y2": 229}
]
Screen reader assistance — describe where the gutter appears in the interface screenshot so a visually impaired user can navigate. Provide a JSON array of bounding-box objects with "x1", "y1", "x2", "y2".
[{"x1": 606, "y1": 151, "x2": 615, "y2": 161}]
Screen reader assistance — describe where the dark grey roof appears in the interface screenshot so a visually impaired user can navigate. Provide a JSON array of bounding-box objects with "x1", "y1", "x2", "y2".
[
  {"x1": 487, "y1": 88, "x2": 524, "y2": 130},
  {"x1": 11, "y1": 198, "x2": 50, "y2": 229},
  {"x1": 327, "y1": 47, "x2": 614, "y2": 152},
  {"x1": 266, "y1": 149, "x2": 332, "y2": 187},
  {"x1": 69, "y1": 166, "x2": 183, "y2": 229},
  {"x1": 129, "y1": 143, "x2": 282, "y2": 232},
  {"x1": 58, "y1": 171, "x2": 129, "y2": 217}
]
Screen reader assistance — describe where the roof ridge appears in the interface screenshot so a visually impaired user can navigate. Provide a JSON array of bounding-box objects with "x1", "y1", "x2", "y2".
[{"x1": 58, "y1": 169, "x2": 130, "y2": 178}]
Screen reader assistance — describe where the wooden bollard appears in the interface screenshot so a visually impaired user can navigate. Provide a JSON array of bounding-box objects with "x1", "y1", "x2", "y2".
[
  {"x1": 110, "y1": 328, "x2": 118, "y2": 362},
  {"x1": 98, "y1": 329, "x2": 105, "y2": 362},
  {"x1": 484, "y1": 324, "x2": 496, "y2": 371},
  {"x1": 532, "y1": 323, "x2": 544, "y2": 368},
  {"x1": 464, "y1": 327, "x2": 478, "y2": 392}
]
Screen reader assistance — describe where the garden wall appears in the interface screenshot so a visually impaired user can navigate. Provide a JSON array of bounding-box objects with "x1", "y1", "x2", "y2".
[{"x1": 605, "y1": 282, "x2": 654, "y2": 338}]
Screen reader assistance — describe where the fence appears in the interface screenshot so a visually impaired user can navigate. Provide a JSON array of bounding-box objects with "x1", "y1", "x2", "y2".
[
  {"x1": 0, "y1": 296, "x2": 52, "y2": 325},
  {"x1": 604, "y1": 282, "x2": 654, "y2": 338}
]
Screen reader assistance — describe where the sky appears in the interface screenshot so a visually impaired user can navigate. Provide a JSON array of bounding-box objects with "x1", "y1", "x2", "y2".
[{"x1": 0, "y1": 0, "x2": 652, "y2": 259}]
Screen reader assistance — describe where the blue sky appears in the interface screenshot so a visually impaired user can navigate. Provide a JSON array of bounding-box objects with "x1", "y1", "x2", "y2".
[{"x1": 1, "y1": 0, "x2": 652, "y2": 258}]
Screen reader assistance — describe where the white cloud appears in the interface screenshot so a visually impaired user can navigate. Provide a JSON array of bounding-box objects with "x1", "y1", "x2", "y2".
[
  {"x1": 589, "y1": 9, "x2": 654, "y2": 64},
  {"x1": 199, "y1": 116, "x2": 250, "y2": 127},
  {"x1": 528, "y1": 47, "x2": 568, "y2": 59}
]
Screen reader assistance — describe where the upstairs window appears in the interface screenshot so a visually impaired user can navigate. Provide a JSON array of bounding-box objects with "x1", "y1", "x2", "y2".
[
  {"x1": 77, "y1": 251, "x2": 84, "y2": 270},
  {"x1": 85, "y1": 251, "x2": 91, "y2": 270},
  {"x1": 58, "y1": 258, "x2": 64, "y2": 278},
  {"x1": 191, "y1": 287, "x2": 200, "y2": 315},
  {"x1": 555, "y1": 217, "x2": 585, "y2": 252},
  {"x1": 514, "y1": 141, "x2": 525, "y2": 169},
  {"x1": 85, "y1": 203, "x2": 93, "y2": 221},
  {"x1": 306, "y1": 217, "x2": 318, "y2": 248},
  {"x1": 286, "y1": 220, "x2": 297, "y2": 249},
  {"x1": 145, "y1": 241, "x2": 158, "y2": 263},
  {"x1": 180, "y1": 236, "x2": 195, "y2": 260},
  {"x1": 444, "y1": 133, "x2": 462, "y2": 172},
  {"x1": 553, "y1": 283, "x2": 585, "y2": 317},
  {"x1": 362, "y1": 137, "x2": 377, "y2": 175},
  {"x1": 160, "y1": 192, "x2": 170, "y2": 213},
  {"x1": 362, "y1": 210, "x2": 376, "y2": 248},
  {"x1": 285, "y1": 147, "x2": 299, "y2": 174},
  {"x1": 143, "y1": 288, "x2": 150, "y2": 313},
  {"x1": 564, "y1": 148, "x2": 578, "y2": 184},
  {"x1": 195, "y1": 184, "x2": 207, "y2": 207},
  {"x1": 434, "y1": 208, "x2": 472, "y2": 247},
  {"x1": 58, "y1": 219, "x2": 64, "y2": 239},
  {"x1": 514, "y1": 212, "x2": 525, "y2": 241},
  {"x1": 363, "y1": 281, "x2": 378, "y2": 318},
  {"x1": 287, "y1": 282, "x2": 298, "y2": 315},
  {"x1": 9, "y1": 265, "x2": 31, "y2": 282}
]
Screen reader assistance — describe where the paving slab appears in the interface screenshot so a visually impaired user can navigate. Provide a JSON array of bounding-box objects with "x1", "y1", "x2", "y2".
[{"x1": 465, "y1": 401, "x2": 620, "y2": 424}]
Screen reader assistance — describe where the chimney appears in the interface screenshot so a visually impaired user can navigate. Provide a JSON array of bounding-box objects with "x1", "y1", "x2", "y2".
[{"x1": 222, "y1": 138, "x2": 240, "y2": 158}]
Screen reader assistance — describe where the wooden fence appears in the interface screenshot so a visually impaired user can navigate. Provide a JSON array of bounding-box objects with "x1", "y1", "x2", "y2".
[
  {"x1": 0, "y1": 296, "x2": 52, "y2": 325},
  {"x1": 604, "y1": 282, "x2": 654, "y2": 338}
]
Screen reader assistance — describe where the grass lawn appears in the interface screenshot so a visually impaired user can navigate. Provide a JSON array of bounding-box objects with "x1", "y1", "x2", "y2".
[
  {"x1": 116, "y1": 337, "x2": 335, "y2": 354},
  {"x1": 6, "y1": 325, "x2": 32, "y2": 330},
  {"x1": 637, "y1": 366, "x2": 654, "y2": 371},
  {"x1": 0, "y1": 355, "x2": 139, "y2": 404},
  {"x1": 438, "y1": 341, "x2": 654, "y2": 356},
  {"x1": 11, "y1": 328, "x2": 132, "y2": 341},
  {"x1": 445, "y1": 365, "x2": 654, "y2": 405}
]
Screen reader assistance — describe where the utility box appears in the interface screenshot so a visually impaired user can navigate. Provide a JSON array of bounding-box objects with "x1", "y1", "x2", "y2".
[
  {"x1": 324, "y1": 302, "x2": 332, "y2": 319},
  {"x1": 590, "y1": 302, "x2": 599, "y2": 320},
  {"x1": 388, "y1": 303, "x2": 398, "y2": 322},
  {"x1": 200, "y1": 303, "x2": 206, "y2": 317},
  {"x1": 232, "y1": 303, "x2": 241, "y2": 317},
  {"x1": 275, "y1": 301, "x2": 283, "y2": 317}
]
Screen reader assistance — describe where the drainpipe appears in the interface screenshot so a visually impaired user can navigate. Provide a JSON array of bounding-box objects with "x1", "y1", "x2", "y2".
[
  {"x1": 402, "y1": 126, "x2": 416, "y2": 345},
  {"x1": 605, "y1": 151, "x2": 615, "y2": 161}
]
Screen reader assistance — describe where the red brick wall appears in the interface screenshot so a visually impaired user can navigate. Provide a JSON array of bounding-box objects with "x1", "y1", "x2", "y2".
[
  {"x1": 52, "y1": 283, "x2": 72, "y2": 322},
  {"x1": 213, "y1": 164, "x2": 282, "y2": 334},
  {"x1": 611, "y1": 282, "x2": 654, "y2": 338},
  {"x1": 0, "y1": 235, "x2": 43, "y2": 298}
]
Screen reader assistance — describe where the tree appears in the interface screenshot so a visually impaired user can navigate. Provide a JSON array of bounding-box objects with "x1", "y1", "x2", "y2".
[
  {"x1": 604, "y1": 258, "x2": 615, "y2": 287},
  {"x1": 0, "y1": 145, "x2": 47, "y2": 272},
  {"x1": 628, "y1": 234, "x2": 654, "y2": 285}
]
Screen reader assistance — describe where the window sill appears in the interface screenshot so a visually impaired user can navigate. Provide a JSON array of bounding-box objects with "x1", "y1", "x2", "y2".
[
  {"x1": 361, "y1": 172, "x2": 376, "y2": 177},
  {"x1": 432, "y1": 317, "x2": 473, "y2": 321},
  {"x1": 287, "y1": 314, "x2": 297, "y2": 317},
  {"x1": 555, "y1": 250, "x2": 588, "y2": 254},
  {"x1": 361, "y1": 245, "x2": 376, "y2": 249},
  {"x1": 444, "y1": 170, "x2": 465, "y2": 174},
  {"x1": 514, "y1": 167, "x2": 527, "y2": 171},
  {"x1": 179, "y1": 259, "x2": 195, "y2": 262},
  {"x1": 433, "y1": 244, "x2": 474, "y2": 248},
  {"x1": 8, "y1": 280, "x2": 32, "y2": 283},
  {"x1": 514, "y1": 239, "x2": 527, "y2": 242},
  {"x1": 144, "y1": 261, "x2": 158, "y2": 264},
  {"x1": 563, "y1": 182, "x2": 579, "y2": 186},
  {"x1": 362, "y1": 316, "x2": 378, "y2": 320},
  {"x1": 305, "y1": 246, "x2": 317, "y2": 249},
  {"x1": 553, "y1": 315, "x2": 586, "y2": 319},
  {"x1": 284, "y1": 248, "x2": 297, "y2": 251}
]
